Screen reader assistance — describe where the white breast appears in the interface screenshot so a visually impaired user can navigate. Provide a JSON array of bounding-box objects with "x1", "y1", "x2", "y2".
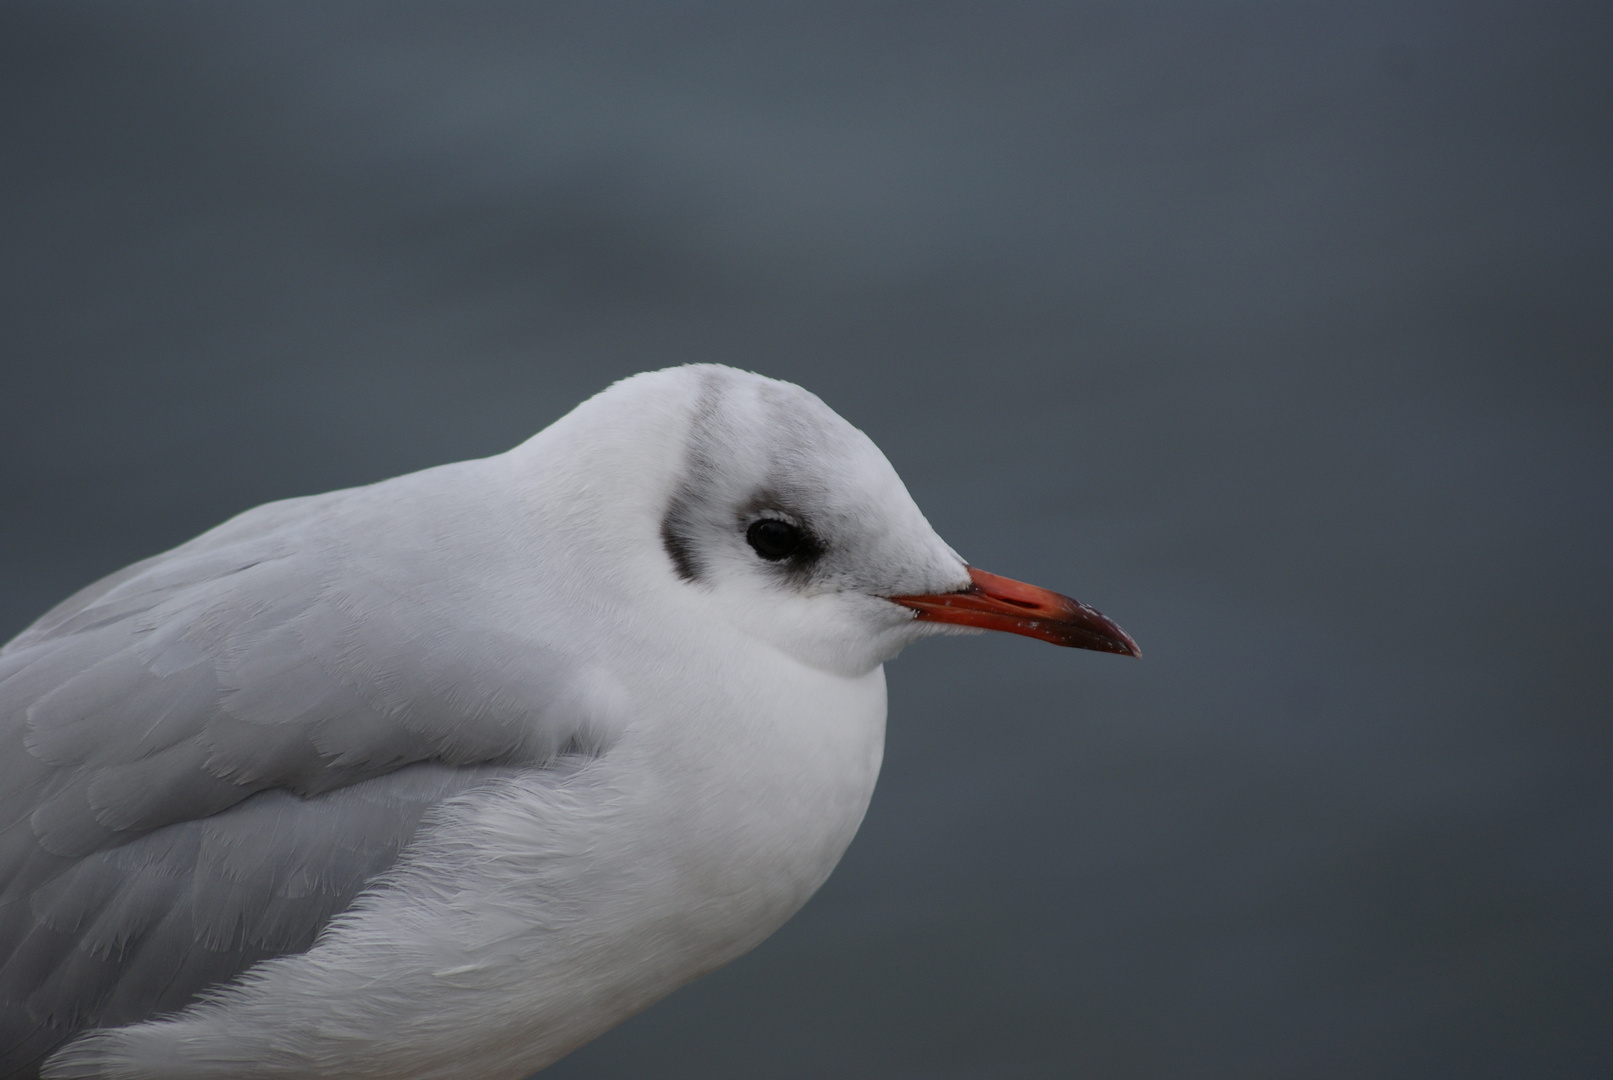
[{"x1": 48, "y1": 650, "x2": 887, "y2": 1080}]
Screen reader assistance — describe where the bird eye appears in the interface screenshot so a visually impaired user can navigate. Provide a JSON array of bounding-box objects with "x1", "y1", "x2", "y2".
[{"x1": 747, "y1": 518, "x2": 803, "y2": 561}]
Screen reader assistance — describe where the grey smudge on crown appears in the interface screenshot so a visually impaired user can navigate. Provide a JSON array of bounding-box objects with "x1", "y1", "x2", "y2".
[{"x1": 659, "y1": 371, "x2": 727, "y2": 583}]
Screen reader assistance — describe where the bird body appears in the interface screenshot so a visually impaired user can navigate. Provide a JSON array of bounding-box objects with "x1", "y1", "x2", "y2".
[{"x1": 0, "y1": 366, "x2": 1134, "y2": 1078}]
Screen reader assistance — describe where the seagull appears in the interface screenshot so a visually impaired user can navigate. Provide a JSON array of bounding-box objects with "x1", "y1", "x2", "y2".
[{"x1": 0, "y1": 364, "x2": 1137, "y2": 1079}]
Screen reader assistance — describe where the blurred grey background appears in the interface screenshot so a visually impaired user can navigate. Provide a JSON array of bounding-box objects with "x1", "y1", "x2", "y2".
[{"x1": 2, "y1": 2, "x2": 1610, "y2": 1077}]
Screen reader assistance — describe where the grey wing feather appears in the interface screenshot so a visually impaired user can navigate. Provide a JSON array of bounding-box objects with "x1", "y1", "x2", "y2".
[
  {"x1": 0, "y1": 476, "x2": 606, "y2": 1077},
  {"x1": 0, "y1": 765, "x2": 520, "y2": 1076}
]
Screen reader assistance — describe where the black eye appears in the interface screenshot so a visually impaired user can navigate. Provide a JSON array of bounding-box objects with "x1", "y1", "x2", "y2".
[{"x1": 747, "y1": 518, "x2": 803, "y2": 560}]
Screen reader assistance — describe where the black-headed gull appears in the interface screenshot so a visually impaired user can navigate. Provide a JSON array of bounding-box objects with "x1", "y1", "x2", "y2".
[{"x1": 0, "y1": 365, "x2": 1136, "y2": 1079}]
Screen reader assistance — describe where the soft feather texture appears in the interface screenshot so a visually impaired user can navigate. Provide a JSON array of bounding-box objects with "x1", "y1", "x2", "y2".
[
  {"x1": 0, "y1": 365, "x2": 971, "y2": 1079},
  {"x1": 0, "y1": 464, "x2": 612, "y2": 1077}
]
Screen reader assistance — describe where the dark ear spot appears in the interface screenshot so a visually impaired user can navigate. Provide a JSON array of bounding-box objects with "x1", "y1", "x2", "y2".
[
  {"x1": 661, "y1": 492, "x2": 703, "y2": 582},
  {"x1": 660, "y1": 372, "x2": 728, "y2": 583}
]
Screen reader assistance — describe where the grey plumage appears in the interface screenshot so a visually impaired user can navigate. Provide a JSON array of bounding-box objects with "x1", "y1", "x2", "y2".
[
  {"x1": 0, "y1": 466, "x2": 599, "y2": 1078},
  {"x1": 0, "y1": 365, "x2": 1007, "y2": 1080}
]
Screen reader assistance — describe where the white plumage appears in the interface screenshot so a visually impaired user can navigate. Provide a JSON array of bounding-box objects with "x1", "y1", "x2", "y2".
[{"x1": 0, "y1": 365, "x2": 1134, "y2": 1079}]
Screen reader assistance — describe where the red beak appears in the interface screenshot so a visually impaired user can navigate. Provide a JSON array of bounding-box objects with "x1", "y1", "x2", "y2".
[{"x1": 891, "y1": 566, "x2": 1140, "y2": 657}]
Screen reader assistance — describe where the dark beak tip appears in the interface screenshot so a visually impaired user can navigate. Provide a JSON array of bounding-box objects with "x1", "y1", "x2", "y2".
[
  {"x1": 1109, "y1": 627, "x2": 1142, "y2": 658},
  {"x1": 1083, "y1": 630, "x2": 1141, "y2": 658}
]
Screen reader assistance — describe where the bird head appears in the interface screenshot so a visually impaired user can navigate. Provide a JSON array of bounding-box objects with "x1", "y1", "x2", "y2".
[{"x1": 520, "y1": 365, "x2": 1137, "y2": 677}]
